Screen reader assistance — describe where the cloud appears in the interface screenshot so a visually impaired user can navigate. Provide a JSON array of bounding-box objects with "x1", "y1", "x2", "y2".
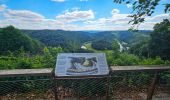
[
  {"x1": 111, "y1": 9, "x2": 120, "y2": 15},
  {"x1": 56, "y1": 9, "x2": 94, "y2": 23},
  {"x1": 0, "y1": 4, "x2": 6, "y2": 12},
  {"x1": 112, "y1": 14, "x2": 131, "y2": 21},
  {"x1": 126, "y1": 4, "x2": 132, "y2": 8},
  {"x1": 0, "y1": 9, "x2": 65, "y2": 29},
  {"x1": 82, "y1": 8, "x2": 170, "y2": 30},
  {"x1": 51, "y1": 0, "x2": 65, "y2": 2},
  {"x1": 0, "y1": 7, "x2": 169, "y2": 30},
  {"x1": 146, "y1": 14, "x2": 170, "y2": 22},
  {"x1": 80, "y1": 0, "x2": 88, "y2": 1},
  {"x1": 3, "y1": 9, "x2": 45, "y2": 20},
  {"x1": 84, "y1": 9, "x2": 131, "y2": 26},
  {"x1": 83, "y1": 12, "x2": 169, "y2": 30}
]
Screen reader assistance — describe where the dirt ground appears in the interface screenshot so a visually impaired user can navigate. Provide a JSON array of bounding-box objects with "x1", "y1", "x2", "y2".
[{"x1": 0, "y1": 86, "x2": 170, "y2": 100}]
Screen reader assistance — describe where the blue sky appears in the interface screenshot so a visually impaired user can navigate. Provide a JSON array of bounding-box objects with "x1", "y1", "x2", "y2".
[{"x1": 0, "y1": 0, "x2": 169, "y2": 30}]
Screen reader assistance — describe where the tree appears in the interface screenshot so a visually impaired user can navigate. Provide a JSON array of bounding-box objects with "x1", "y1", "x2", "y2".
[
  {"x1": 91, "y1": 40, "x2": 113, "y2": 50},
  {"x1": 129, "y1": 39, "x2": 150, "y2": 58},
  {"x1": 113, "y1": 0, "x2": 170, "y2": 27},
  {"x1": 0, "y1": 26, "x2": 43, "y2": 54},
  {"x1": 112, "y1": 40, "x2": 120, "y2": 52},
  {"x1": 149, "y1": 19, "x2": 170, "y2": 60},
  {"x1": 112, "y1": 40, "x2": 120, "y2": 59},
  {"x1": 43, "y1": 47, "x2": 54, "y2": 67}
]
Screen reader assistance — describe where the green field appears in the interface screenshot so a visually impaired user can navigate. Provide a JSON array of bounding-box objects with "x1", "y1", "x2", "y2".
[{"x1": 83, "y1": 42, "x2": 112, "y2": 53}]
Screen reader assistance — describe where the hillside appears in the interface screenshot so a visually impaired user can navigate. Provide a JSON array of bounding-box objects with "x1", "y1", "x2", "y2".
[
  {"x1": 23, "y1": 30, "x2": 92, "y2": 52},
  {"x1": 0, "y1": 26, "x2": 43, "y2": 54},
  {"x1": 23, "y1": 30, "x2": 151, "y2": 52}
]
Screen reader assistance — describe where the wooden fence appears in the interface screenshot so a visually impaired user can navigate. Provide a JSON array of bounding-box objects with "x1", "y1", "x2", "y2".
[{"x1": 0, "y1": 66, "x2": 170, "y2": 100}]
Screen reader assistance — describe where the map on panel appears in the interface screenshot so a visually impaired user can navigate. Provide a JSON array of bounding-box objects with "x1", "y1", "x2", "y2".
[{"x1": 55, "y1": 53, "x2": 109, "y2": 76}]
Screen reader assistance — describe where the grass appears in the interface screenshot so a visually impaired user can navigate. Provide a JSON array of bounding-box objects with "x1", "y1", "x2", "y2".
[{"x1": 83, "y1": 42, "x2": 112, "y2": 53}]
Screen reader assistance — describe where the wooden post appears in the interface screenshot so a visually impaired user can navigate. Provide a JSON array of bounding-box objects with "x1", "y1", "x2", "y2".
[
  {"x1": 146, "y1": 72, "x2": 159, "y2": 100},
  {"x1": 51, "y1": 70, "x2": 58, "y2": 100},
  {"x1": 54, "y1": 79, "x2": 58, "y2": 100},
  {"x1": 106, "y1": 75, "x2": 111, "y2": 100}
]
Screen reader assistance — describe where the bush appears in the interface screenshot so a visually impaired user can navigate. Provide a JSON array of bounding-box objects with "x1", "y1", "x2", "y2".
[
  {"x1": 111, "y1": 53, "x2": 140, "y2": 66},
  {"x1": 139, "y1": 57, "x2": 165, "y2": 65},
  {"x1": 17, "y1": 58, "x2": 32, "y2": 69},
  {"x1": 0, "y1": 57, "x2": 17, "y2": 69}
]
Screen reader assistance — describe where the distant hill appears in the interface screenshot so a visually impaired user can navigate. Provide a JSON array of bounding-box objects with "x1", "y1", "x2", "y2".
[
  {"x1": 0, "y1": 26, "x2": 43, "y2": 54},
  {"x1": 91, "y1": 31, "x2": 117, "y2": 42},
  {"x1": 22, "y1": 29, "x2": 151, "y2": 52},
  {"x1": 23, "y1": 30, "x2": 92, "y2": 52},
  {"x1": 112, "y1": 30, "x2": 151, "y2": 43}
]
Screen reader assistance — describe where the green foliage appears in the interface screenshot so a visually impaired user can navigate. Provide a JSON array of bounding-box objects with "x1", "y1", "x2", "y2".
[
  {"x1": 76, "y1": 49, "x2": 94, "y2": 53},
  {"x1": 23, "y1": 30, "x2": 92, "y2": 52},
  {"x1": 0, "y1": 46, "x2": 63, "y2": 69},
  {"x1": 139, "y1": 57, "x2": 165, "y2": 65},
  {"x1": 105, "y1": 51, "x2": 114, "y2": 65},
  {"x1": 107, "y1": 52, "x2": 170, "y2": 66},
  {"x1": 0, "y1": 57, "x2": 17, "y2": 69},
  {"x1": 129, "y1": 19, "x2": 170, "y2": 61},
  {"x1": 17, "y1": 58, "x2": 32, "y2": 69},
  {"x1": 92, "y1": 40, "x2": 113, "y2": 50},
  {"x1": 112, "y1": 40, "x2": 120, "y2": 53},
  {"x1": 0, "y1": 26, "x2": 43, "y2": 54},
  {"x1": 0, "y1": 23, "x2": 170, "y2": 68},
  {"x1": 42, "y1": 47, "x2": 55, "y2": 68},
  {"x1": 149, "y1": 19, "x2": 170, "y2": 60},
  {"x1": 111, "y1": 53, "x2": 140, "y2": 66},
  {"x1": 129, "y1": 39, "x2": 150, "y2": 58}
]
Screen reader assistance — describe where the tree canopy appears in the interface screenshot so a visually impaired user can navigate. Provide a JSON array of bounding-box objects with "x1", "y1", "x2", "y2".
[
  {"x1": 0, "y1": 26, "x2": 43, "y2": 54},
  {"x1": 149, "y1": 19, "x2": 170, "y2": 60}
]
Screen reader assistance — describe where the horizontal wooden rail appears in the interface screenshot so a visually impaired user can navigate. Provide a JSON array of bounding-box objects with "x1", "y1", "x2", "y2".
[
  {"x1": 110, "y1": 65, "x2": 170, "y2": 72},
  {"x1": 0, "y1": 68, "x2": 53, "y2": 77},
  {"x1": 0, "y1": 66, "x2": 170, "y2": 77}
]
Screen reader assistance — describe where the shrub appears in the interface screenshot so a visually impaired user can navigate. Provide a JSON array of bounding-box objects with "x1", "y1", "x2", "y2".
[
  {"x1": 139, "y1": 57, "x2": 164, "y2": 65},
  {"x1": 17, "y1": 58, "x2": 32, "y2": 69},
  {"x1": 111, "y1": 53, "x2": 140, "y2": 66}
]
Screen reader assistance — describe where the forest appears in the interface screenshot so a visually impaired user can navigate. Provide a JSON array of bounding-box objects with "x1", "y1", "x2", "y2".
[{"x1": 0, "y1": 19, "x2": 170, "y2": 70}]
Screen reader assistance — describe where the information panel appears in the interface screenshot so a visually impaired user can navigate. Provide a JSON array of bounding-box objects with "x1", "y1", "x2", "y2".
[{"x1": 55, "y1": 53, "x2": 109, "y2": 77}]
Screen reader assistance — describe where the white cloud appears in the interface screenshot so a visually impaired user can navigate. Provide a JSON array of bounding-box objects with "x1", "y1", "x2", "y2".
[
  {"x1": 146, "y1": 14, "x2": 170, "y2": 22},
  {"x1": 126, "y1": 4, "x2": 132, "y2": 8},
  {"x1": 0, "y1": 7, "x2": 169, "y2": 30},
  {"x1": 111, "y1": 9, "x2": 120, "y2": 15},
  {"x1": 0, "y1": 9, "x2": 65, "y2": 29},
  {"x1": 112, "y1": 14, "x2": 131, "y2": 21},
  {"x1": 56, "y1": 9, "x2": 94, "y2": 23},
  {"x1": 0, "y1": 17, "x2": 66, "y2": 30},
  {"x1": 3, "y1": 9, "x2": 45, "y2": 20},
  {"x1": 80, "y1": 0, "x2": 88, "y2": 1},
  {"x1": 0, "y1": 4, "x2": 6, "y2": 12},
  {"x1": 51, "y1": 0, "x2": 65, "y2": 2},
  {"x1": 83, "y1": 13, "x2": 169, "y2": 30}
]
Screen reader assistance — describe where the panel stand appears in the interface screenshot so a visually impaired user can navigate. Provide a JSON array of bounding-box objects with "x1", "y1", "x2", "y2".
[
  {"x1": 147, "y1": 71, "x2": 159, "y2": 100},
  {"x1": 53, "y1": 74, "x2": 110, "y2": 100}
]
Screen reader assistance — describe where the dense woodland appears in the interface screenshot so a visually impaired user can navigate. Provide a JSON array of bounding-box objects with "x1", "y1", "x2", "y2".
[{"x1": 0, "y1": 19, "x2": 170, "y2": 69}]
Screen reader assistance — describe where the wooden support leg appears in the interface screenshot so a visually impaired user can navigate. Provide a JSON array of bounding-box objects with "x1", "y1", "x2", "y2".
[
  {"x1": 106, "y1": 75, "x2": 111, "y2": 100},
  {"x1": 53, "y1": 78, "x2": 58, "y2": 100},
  {"x1": 147, "y1": 72, "x2": 159, "y2": 100}
]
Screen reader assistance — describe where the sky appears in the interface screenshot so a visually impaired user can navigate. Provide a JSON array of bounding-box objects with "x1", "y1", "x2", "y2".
[{"x1": 0, "y1": 0, "x2": 169, "y2": 30}]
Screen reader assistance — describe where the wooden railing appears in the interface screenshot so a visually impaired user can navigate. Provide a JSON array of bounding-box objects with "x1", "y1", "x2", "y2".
[
  {"x1": 1, "y1": 66, "x2": 170, "y2": 77},
  {"x1": 0, "y1": 66, "x2": 170, "y2": 100},
  {"x1": 0, "y1": 68, "x2": 53, "y2": 77}
]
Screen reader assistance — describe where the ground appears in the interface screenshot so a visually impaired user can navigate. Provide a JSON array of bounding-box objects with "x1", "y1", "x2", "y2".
[{"x1": 0, "y1": 86, "x2": 170, "y2": 100}]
